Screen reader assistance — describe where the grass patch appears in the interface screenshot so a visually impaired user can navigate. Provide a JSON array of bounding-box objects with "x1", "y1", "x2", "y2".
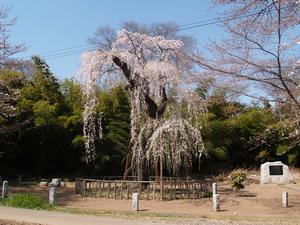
[{"x1": 0, "y1": 193, "x2": 54, "y2": 210}]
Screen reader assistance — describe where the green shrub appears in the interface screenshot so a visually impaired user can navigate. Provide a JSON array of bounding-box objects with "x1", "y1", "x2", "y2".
[
  {"x1": 230, "y1": 171, "x2": 246, "y2": 191},
  {"x1": 1, "y1": 193, "x2": 53, "y2": 210}
]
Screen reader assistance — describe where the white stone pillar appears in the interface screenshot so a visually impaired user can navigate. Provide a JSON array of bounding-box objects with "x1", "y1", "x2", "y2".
[
  {"x1": 282, "y1": 192, "x2": 288, "y2": 208},
  {"x1": 212, "y1": 183, "x2": 217, "y2": 196},
  {"x1": 49, "y1": 187, "x2": 56, "y2": 204},
  {"x1": 2, "y1": 181, "x2": 8, "y2": 198},
  {"x1": 132, "y1": 192, "x2": 139, "y2": 211},
  {"x1": 213, "y1": 193, "x2": 220, "y2": 212}
]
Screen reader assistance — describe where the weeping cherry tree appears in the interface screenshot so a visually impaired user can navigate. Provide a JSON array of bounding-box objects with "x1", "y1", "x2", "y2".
[{"x1": 78, "y1": 29, "x2": 206, "y2": 180}]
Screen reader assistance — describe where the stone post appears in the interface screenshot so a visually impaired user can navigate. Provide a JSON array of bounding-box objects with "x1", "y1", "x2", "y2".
[
  {"x1": 212, "y1": 183, "x2": 217, "y2": 196},
  {"x1": 49, "y1": 187, "x2": 56, "y2": 204},
  {"x1": 213, "y1": 193, "x2": 220, "y2": 212},
  {"x1": 282, "y1": 192, "x2": 288, "y2": 208},
  {"x1": 132, "y1": 192, "x2": 139, "y2": 211},
  {"x1": 2, "y1": 181, "x2": 8, "y2": 198}
]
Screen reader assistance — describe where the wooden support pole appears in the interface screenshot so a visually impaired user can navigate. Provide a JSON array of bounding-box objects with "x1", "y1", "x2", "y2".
[
  {"x1": 160, "y1": 149, "x2": 163, "y2": 201},
  {"x1": 114, "y1": 182, "x2": 117, "y2": 199}
]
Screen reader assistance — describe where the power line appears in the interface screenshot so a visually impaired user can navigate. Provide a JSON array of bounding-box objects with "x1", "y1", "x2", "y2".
[
  {"x1": 42, "y1": 46, "x2": 94, "y2": 59},
  {"x1": 45, "y1": 47, "x2": 95, "y2": 60},
  {"x1": 177, "y1": 17, "x2": 218, "y2": 28},
  {"x1": 178, "y1": 20, "x2": 220, "y2": 31},
  {"x1": 178, "y1": 8, "x2": 273, "y2": 31},
  {"x1": 23, "y1": 8, "x2": 274, "y2": 61},
  {"x1": 37, "y1": 44, "x2": 94, "y2": 56},
  {"x1": 23, "y1": 45, "x2": 95, "y2": 60}
]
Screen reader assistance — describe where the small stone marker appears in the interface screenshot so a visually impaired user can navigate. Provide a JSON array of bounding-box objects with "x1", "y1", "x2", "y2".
[
  {"x1": 2, "y1": 181, "x2": 8, "y2": 198},
  {"x1": 212, "y1": 183, "x2": 217, "y2": 196},
  {"x1": 282, "y1": 192, "x2": 288, "y2": 208},
  {"x1": 49, "y1": 187, "x2": 56, "y2": 204},
  {"x1": 213, "y1": 194, "x2": 220, "y2": 212},
  {"x1": 132, "y1": 192, "x2": 139, "y2": 211}
]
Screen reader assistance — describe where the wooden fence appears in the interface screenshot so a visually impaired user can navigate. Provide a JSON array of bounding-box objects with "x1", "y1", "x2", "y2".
[{"x1": 75, "y1": 178, "x2": 212, "y2": 200}]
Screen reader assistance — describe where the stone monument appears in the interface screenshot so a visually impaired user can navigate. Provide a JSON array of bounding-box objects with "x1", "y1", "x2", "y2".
[{"x1": 260, "y1": 161, "x2": 292, "y2": 184}]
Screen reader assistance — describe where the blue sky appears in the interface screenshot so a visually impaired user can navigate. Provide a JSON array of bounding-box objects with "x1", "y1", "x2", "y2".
[{"x1": 2, "y1": 0, "x2": 220, "y2": 79}]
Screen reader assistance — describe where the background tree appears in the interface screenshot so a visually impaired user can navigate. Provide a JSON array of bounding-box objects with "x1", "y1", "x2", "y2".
[
  {"x1": 194, "y1": 0, "x2": 300, "y2": 115},
  {"x1": 0, "y1": 5, "x2": 25, "y2": 69},
  {"x1": 14, "y1": 57, "x2": 83, "y2": 176},
  {"x1": 0, "y1": 4, "x2": 27, "y2": 135},
  {"x1": 191, "y1": 0, "x2": 300, "y2": 158}
]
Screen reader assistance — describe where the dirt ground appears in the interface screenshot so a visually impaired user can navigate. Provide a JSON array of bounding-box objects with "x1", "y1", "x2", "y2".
[{"x1": 9, "y1": 169, "x2": 300, "y2": 223}]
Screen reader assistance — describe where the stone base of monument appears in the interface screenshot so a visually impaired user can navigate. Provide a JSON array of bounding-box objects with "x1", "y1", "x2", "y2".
[
  {"x1": 40, "y1": 181, "x2": 48, "y2": 187},
  {"x1": 49, "y1": 178, "x2": 61, "y2": 187}
]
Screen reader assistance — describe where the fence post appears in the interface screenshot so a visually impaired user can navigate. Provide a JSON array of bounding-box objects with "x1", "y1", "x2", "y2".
[
  {"x1": 75, "y1": 178, "x2": 78, "y2": 194},
  {"x1": 114, "y1": 182, "x2": 117, "y2": 199},
  {"x1": 132, "y1": 192, "x2": 139, "y2": 211},
  {"x1": 193, "y1": 182, "x2": 196, "y2": 200},
  {"x1": 49, "y1": 187, "x2": 56, "y2": 204},
  {"x1": 213, "y1": 194, "x2": 220, "y2": 212},
  {"x1": 153, "y1": 182, "x2": 156, "y2": 200},
  {"x1": 83, "y1": 180, "x2": 87, "y2": 196},
  {"x1": 212, "y1": 183, "x2": 217, "y2": 196},
  {"x1": 282, "y1": 192, "x2": 288, "y2": 208}
]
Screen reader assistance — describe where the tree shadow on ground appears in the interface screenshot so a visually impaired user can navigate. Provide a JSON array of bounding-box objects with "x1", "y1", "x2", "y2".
[
  {"x1": 55, "y1": 188, "x2": 78, "y2": 206},
  {"x1": 235, "y1": 192, "x2": 257, "y2": 197}
]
